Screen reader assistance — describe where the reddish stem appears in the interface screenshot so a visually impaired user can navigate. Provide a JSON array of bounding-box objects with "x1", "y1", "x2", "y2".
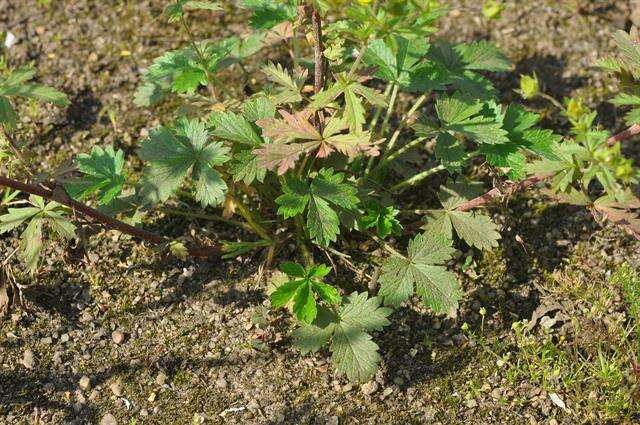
[
  {"x1": 606, "y1": 124, "x2": 640, "y2": 146},
  {"x1": 0, "y1": 175, "x2": 221, "y2": 258},
  {"x1": 453, "y1": 124, "x2": 640, "y2": 212}
]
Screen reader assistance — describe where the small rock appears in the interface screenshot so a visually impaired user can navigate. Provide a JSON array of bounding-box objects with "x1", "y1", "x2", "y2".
[
  {"x1": 89, "y1": 389, "x2": 100, "y2": 401},
  {"x1": 360, "y1": 381, "x2": 379, "y2": 395},
  {"x1": 22, "y1": 350, "x2": 35, "y2": 370},
  {"x1": 490, "y1": 388, "x2": 502, "y2": 399},
  {"x1": 35, "y1": 26, "x2": 45, "y2": 35},
  {"x1": 111, "y1": 330, "x2": 125, "y2": 345},
  {"x1": 326, "y1": 416, "x2": 339, "y2": 425},
  {"x1": 392, "y1": 377, "x2": 404, "y2": 386},
  {"x1": 156, "y1": 372, "x2": 167, "y2": 386},
  {"x1": 466, "y1": 399, "x2": 478, "y2": 408},
  {"x1": 52, "y1": 351, "x2": 62, "y2": 365},
  {"x1": 215, "y1": 378, "x2": 228, "y2": 389},
  {"x1": 60, "y1": 333, "x2": 70, "y2": 343},
  {"x1": 100, "y1": 413, "x2": 117, "y2": 425},
  {"x1": 79, "y1": 375, "x2": 91, "y2": 390},
  {"x1": 109, "y1": 380, "x2": 123, "y2": 397},
  {"x1": 140, "y1": 409, "x2": 149, "y2": 417}
]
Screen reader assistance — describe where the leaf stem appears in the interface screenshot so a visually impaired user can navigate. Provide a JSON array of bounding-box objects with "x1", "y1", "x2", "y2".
[
  {"x1": 379, "y1": 83, "x2": 399, "y2": 137},
  {"x1": 378, "y1": 93, "x2": 428, "y2": 163},
  {"x1": 389, "y1": 164, "x2": 446, "y2": 192},
  {"x1": 373, "y1": 136, "x2": 426, "y2": 172},
  {"x1": 538, "y1": 92, "x2": 565, "y2": 111},
  {"x1": 311, "y1": 7, "x2": 325, "y2": 94},
  {"x1": 157, "y1": 207, "x2": 255, "y2": 233},
  {"x1": 0, "y1": 174, "x2": 222, "y2": 258},
  {"x1": 180, "y1": 15, "x2": 219, "y2": 102},
  {"x1": 233, "y1": 197, "x2": 272, "y2": 241},
  {"x1": 364, "y1": 84, "x2": 394, "y2": 175},
  {"x1": 294, "y1": 214, "x2": 313, "y2": 267}
]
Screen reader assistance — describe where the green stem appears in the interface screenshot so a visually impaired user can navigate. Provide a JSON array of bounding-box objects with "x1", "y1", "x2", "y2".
[
  {"x1": 180, "y1": 16, "x2": 218, "y2": 102},
  {"x1": 539, "y1": 92, "x2": 565, "y2": 112},
  {"x1": 347, "y1": 39, "x2": 369, "y2": 80},
  {"x1": 389, "y1": 164, "x2": 446, "y2": 192},
  {"x1": 294, "y1": 214, "x2": 313, "y2": 267},
  {"x1": 379, "y1": 93, "x2": 428, "y2": 163},
  {"x1": 390, "y1": 150, "x2": 481, "y2": 192},
  {"x1": 364, "y1": 84, "x2": 394, "y2": 175},
  {"x1": 379, "y1": 83, "x2": 399, "y2": 137},
  {"x1": 374, "y1": 137, "x2": 426, "y2": 171},
  {"x1": 158, "y1": 207, "x2": 254, "y2": 233},
  {"x1": 234, "y1": 197, "x2": 272, "y2": 241}
]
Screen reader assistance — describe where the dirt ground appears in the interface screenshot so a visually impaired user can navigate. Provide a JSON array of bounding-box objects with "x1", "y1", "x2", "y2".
[{"x1": 1, "y1": 0, "x2": 640, "y2": 424}]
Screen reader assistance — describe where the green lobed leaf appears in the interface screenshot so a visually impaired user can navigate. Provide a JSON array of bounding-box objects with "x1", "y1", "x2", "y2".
[
  {"x1": 65, "y1": 146, "x2": 126, "y2": 205},
  {"x1": 138, "y1": 119, "x2": 229, "y2": 206},
  {"x1": 378, "y1": 232, "x2": 459, "y2": 312}
]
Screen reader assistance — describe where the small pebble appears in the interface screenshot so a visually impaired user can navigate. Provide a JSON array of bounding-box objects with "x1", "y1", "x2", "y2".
[
  {"x1": 111, "y1": 330, "x2": 125, "y2": 345},
  {"x1": 360, "y1": 381, "x2": 379, "y2": 395},
  {"x1": 22, "y1": 350, "x2": 35, "y2": 370},
  {"x1": 79, "y1": 375, "x2": 91, "y2": 390},
  {"x1": 100, "y1": 413, "x2": 117, "y2": 425},
  {"x1": 109, "y1": 380, "x2": 123, "y2": 397}
]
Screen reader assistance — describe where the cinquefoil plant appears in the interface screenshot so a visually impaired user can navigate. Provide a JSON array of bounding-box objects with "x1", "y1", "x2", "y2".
[{"x1": 1, "y1": 1, "x2": 639, "y2": 382}]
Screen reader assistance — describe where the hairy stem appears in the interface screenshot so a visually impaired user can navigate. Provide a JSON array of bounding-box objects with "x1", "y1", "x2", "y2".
[
  {"x1": 364, "y1": 84, "x2": 396, "y2": 175},
  {"x1": 378, "y1": 93, "x2": 428, "y2": 164},
  {"x1": 389, "y1": 164, "x2": 446, "y2": 192},
  {"x1": 295, "y1": 214, "x2": 313, "y2": 267},
  {"x1": 379, "y1": 83, "x2": 399, "y2": 137},
  {"x1": 233, "y1": 197, "x2": 272, "y2": 241},
  {"x1": 158, "y1": 207, "x2": 255, "y2": 233},
  {"x1": 445, "y1": 125, "x2": 640, "y2": 212},
  {"x1": 180, "y1": 16, "x2": 219, "y2": 102},
  {"x1": 311, "y1": 7, "x2": 325, "y2": 95},
  {"x1": 0, "y1": 175, "x2": 222, "y2": 258},
  {"x1": 538, "y1": 92, "x2": 565, "y2": 111},
  {"x1": 0, "y1": 125, "x2": 34, "y2": 178},
  {"x1": 374, "y1": 137, "x2": 427, "y2": 172}
]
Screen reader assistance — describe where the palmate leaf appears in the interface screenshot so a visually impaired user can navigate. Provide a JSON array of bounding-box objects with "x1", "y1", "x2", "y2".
[
  {"x1": 433, "y1": 132, "x2": 468, "y2": 172},
  {"x1": 254, "y1": 111, "x2": 377, "y2": 174},
  {"x1": 209, "y1": 111, "x2": 263, "y2": 146},
  {"x1": 241, "y1": 0, "x2": 297, "y2": 29},
  {"x1": 0, "y1": 195, "x2": 76, "y2": 275},
  {"x1": 363, "y1": 36, "x2": 430, "y2": 90},
  {"x1": 435, "y1": 93, "x2": 509, "y2": 145},
  {"x1": 65, "y1": 146, "x2": 126, "y2": 205},
  {"x1": 424, "y1": 210, "x2": 501, "y2": 251},
  {"x1": 309, "y1": 76, "x2": 386, "y2": 131},
  {"x1": 423, "y1": 181, "x2": 501, "y2": 251},
  {"x1": 378, "y1": 231, "x2": 460, "y2": 312},
  {"x1": 262, "y1": 63, "x2": 306, "y2": 104},
  {"x1": 134, "y1": 42, "x2": 231, "y2": 107},
  {"x1": 0, "y1": 66, "x2": 69, "y2": 128},
  {"x1": 359, "y1": 201, "x2": 402, "y2": 239},
  {"x1": 242, "y1": 97, "x2": 276, "y2": 122},
  {"x1": 138, "y1": 118, "x2": 230, "y2": 206},
  {"x1": 164, "y1": 0, "x2": 222, "y2": 23},
  {"x1": 292, "y1": 292, "x2": 391, "y2": 383},
  {"x1": 228, "y1": 150, "x2": 266, "y2": 185},
  {"x1": 415, "y1": 40, "x2": 511, "y2": 99},
  {"x1": 479, "y1": 104, "x2": 561, "y2": 178},
  {"x1": 275, "y1": 169, "x2": 359, "y2": 246},
  {"x1": 271, "y1": 262, "x2": 340, "y2": 323}
]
